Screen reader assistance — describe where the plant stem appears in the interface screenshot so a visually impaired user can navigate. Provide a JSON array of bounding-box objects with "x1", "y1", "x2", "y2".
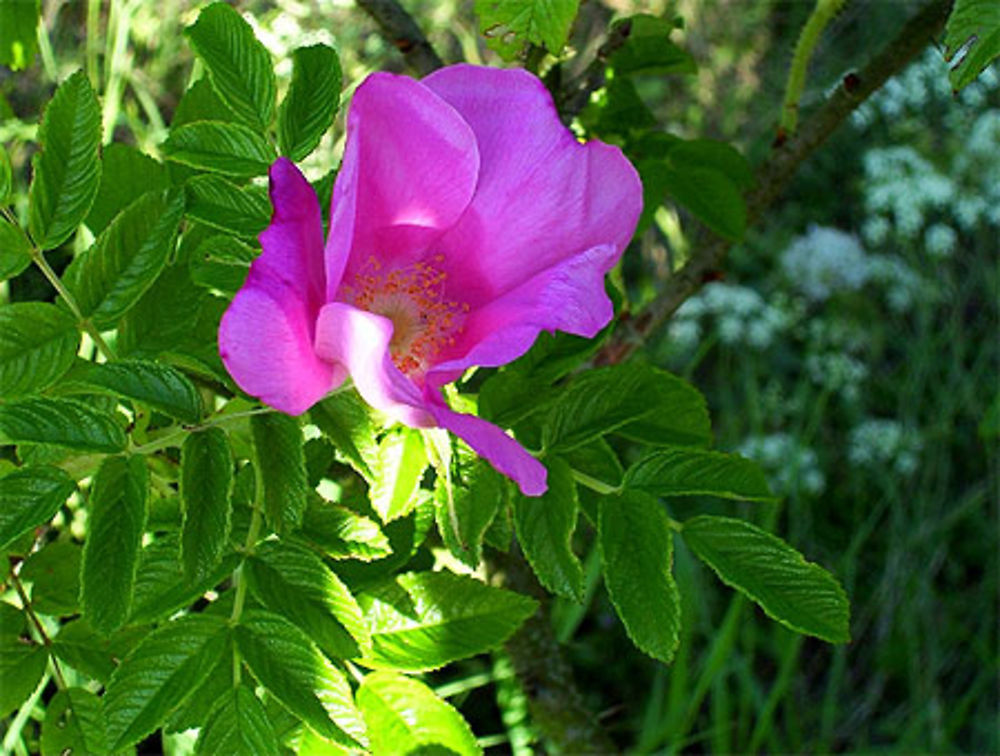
[
  {"x1": 229, "y1": 461, "x2": 267, "y2": 685},
  {"x1": 130, "y1": 407, "x2": 275, "y2": 455},
  {"x1": 10, "y1": 567, "x2": 67, "y2": 690},
  {"x1": 355, "y1": 0, "x2": 445, "y2": 76}
]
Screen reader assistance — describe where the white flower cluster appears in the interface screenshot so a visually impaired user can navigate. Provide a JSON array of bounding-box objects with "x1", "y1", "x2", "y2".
[
  {"x1": 736, "y1": 433, "x2": 826, "y2": 496},
  {"x1": 804, "y1": 352, "x2": 869, "y2": 401},
  {"x1": 671, "y1": 283, "x2": 793, "y2": 351},
  {"x1": 848, "y1": 419, "x2": 923, "y2": 476},
  {"x1": 780, "y1": 225, "x2": 869, "y2": 301},
  {"x1": 863, "y1": 147, "x2": 957, "y2": 238}
]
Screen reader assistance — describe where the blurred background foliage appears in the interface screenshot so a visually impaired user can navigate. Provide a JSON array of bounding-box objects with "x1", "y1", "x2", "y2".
[{"x1": 1, "y1": 0, "x2": 996, "y2": 753}]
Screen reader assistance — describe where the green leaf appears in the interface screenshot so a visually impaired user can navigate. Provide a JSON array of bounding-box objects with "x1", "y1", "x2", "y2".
[
  {"x1": 118, "y1": 263, "x2": 207, "y2": 358},
  {"x1": 20, "y1": 540, "x2": 82, "y2": 616},
  {"x1": 610, "y1": 15, "x2": 695, "y2": 76},
  {"x1": 164, "y1": 121, "x2": 276, "y2": 177},
  {"x1": 27, "y1": 70, "x2": 102, "y2": 250},
  {"x1": 513, "y1": 457, "x2": 583, "y2": 601},
  {"x1": 599, "y1": 490, "x2": 681, "y2": 664},
  {"x1": 0, "y1": 302, "x2": 79, "y2": 398},
  {"x1": 561, "y1": 437, "x2": 623, "y2": 491},
  {"x1": 62, "y1": 358, "x2": 204, "y2": 423},
  {"x1": 246, "y1": 539, "x2": 370, "y2": 659},
  {"x1": 681, "y1": 515, "x2": 850, "y2": 643},
  {"x1": 0, "y1": 215, "x2": 32, "y2": 282},
  {"x1": 86, "y1": 143, "x2": 170, "y2": 235},
  {"x1": 582, "y1": 76, "x2": 657, "y2": 138},
  {"x1": 543, "y1": 363, "x2": 711, "y2": 453},
  {"x1": 0, "y1": 397, "x2": 126, "y2": 452},
  {"x1": 63, "y1": 188, "x2": 185, "y2": 328},
  {"x1": 167, "y1": 635, "x2": 234, "y2": 733},
  {"x1": 278, "y1": 44, "x2": 342, "y2": 162},
  {"x1": 358, "y1": 571, "x2": 537, "y2": 671},
  {"x1": 370, "y1": 428, "x2": 427, "y2": 523},
  {"x1": 80, "y1": 456, "x2": 148, "y2": 634},
  {"x1": 172, "y1": 76, "x2": 238, "y2": 128},
  {"x1": 0, "y1": 142, "x2": 11, "y2": 203},
  {"x1": 104, "y1": 614, "x2": 230, "y2": 750},
  {"x1": 185, "y1": 2, "x2": 277, "y2": 131},
  {"x1": 129, "y1": 535, "x2": 240, "y2": 626},
  {"x1": 475, "y1": 0, "x2": 580, "y2": 59},
  {"x1": 189, "y1": 234, "x2": 255, "y2": 294},
  {"x1": 668, "y1": 138, "x2": 752, "y2": 190},
  {"x1": 184, "y1": 174, "x2": 270, "y2": 237},
  {"x1": 944, "y1": 0, "x2": 1000, "y2": 90},
  {"x1": 0, "y1": 602, "x2": 48, "y2": 718},
  {"x1": 195, "y1": 685, "x2": 280, "y2": 756},
  {"x1": 624, "y1": 447, "x2": 776, "y2": 502},
  {"x1": 235, "y1": 609, "x2": 366, "y2": 747},
  {"x1": 310, "y1": 391, "x2": 379, "y2": 481},
  {"x1": 297, "y1": 497, "x2": 392, "y2": 561},
  {"x1": 51, "y1": 618, "x2": 146, "y2": 684},
  {"x1": 0, "y1": 465, "x2": 75, "y2": 550},
  {"x1": 181, "y1": 428, "x2": 233, "y2": 582},
  {"x1": 251, "y1": 412, "x2": 308, "y2": 533},
  {"x1": 434, "y1": 449, "x2": 504, "y2": 569},
  {"x1": 662, "y1": 164, "x2": 746, "y2": 242},
  {"x1": 40, "y1": 688, "x2": 108, "y2": 756},
  {"x1": 0, "y1": 0, "x2": 40, "y2": 70},
  {"x1": 358, "y1": 672, "x2": 481, "y2": 756}
]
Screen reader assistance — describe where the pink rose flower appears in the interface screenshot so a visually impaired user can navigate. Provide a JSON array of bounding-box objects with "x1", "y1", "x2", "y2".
[{"x1": 219, "y1": 64, "x2": 642, "y2": 496}]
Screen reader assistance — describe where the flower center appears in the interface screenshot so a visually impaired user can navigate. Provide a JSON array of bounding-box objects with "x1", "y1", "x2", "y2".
[{"x1": 346, "y1": 255, "x2": 467, "y2": 377}]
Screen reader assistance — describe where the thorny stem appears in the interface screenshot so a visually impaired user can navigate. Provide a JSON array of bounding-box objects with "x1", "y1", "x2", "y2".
[
  {"x1": 129, "y1": 406, "x2": 275, "y2": 455},
  {"x1": 355, "y1": 0, "x2": 445, "y2": 76}
]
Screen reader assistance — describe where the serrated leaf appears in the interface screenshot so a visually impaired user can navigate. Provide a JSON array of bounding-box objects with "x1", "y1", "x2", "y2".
[
  {"x1": 0, "y1": 0, "x2": 39, "y2": 71},
  {"x1": 624, "y1": 447, "x2": 776, "y2": 502},
  {"x1": 944, "y1": 0, "x2": 1000, "y2": 90},
  {"x1": 164, "y1": 121, "x2": 276, "y2": 177},
  {"x1": 0, "y1": 302, "x2": 79, "y2": 398},
  {"x1": 51, "y1": 618, "x2": 147, "y2": 684},
  {"x1": 40, "y1": 688, "x2": 108, "y2": 756},
  {"x1": 104, "y1": 614, "x2": 229, "y2": 750},
  {"x1": 251, "y1": 412, "x2": 308, "y2": 533},
  {"x1": 63, "y1": 188, "x2": 184, "y2": 328},
  {"x1": 0, "y1": 602, "x2": 48, "y2": 718},
  {"x1": 561, "y1": 437, "x2": 623, "y2": 490},
  {"x1": 358, "y1": 571, "x2": 537, "y2": 671},
  {"x1": 235, "y1": 609, "x2": 366, "y2": 747},
  {"x1": 310, "y1": 391, "x2": 379, "y2": 480},
  {"x1": 544, "y1": 363, "x2": 711, "y2": 453},
  {"x1": 370, "y1": 428, "x2": 427, "y2": 524},
  {"x1": 475, "y1": 0, "x2": 580, "y2": 59},
  {"x1": 278, "y1": 44, "x2": 342, "y2": 161},
  {"x1": 297, "y1": 498, "x2": 392, "y2": 561},
  {"x1": 129, "y1": 535, "x2": 240, "y2": 626},
  {"x1": 27, "y1": 70, "x2": 102, "y2": 249},
  {"x1": 81, "y1": 455, "x2": 148, "y2": 634},
  {"x1": 181, "y1": 428, "x2": 233, "y2": 582},
  {"x1": 184, "y1": 174, "x2": 270, "y2": 237},
  {"x1": 0, "y1": 397, "x2": 126, "y2": 452},
  {"x1": 434, "y1": 450, "x2": 504, "y2": 569},
  {"x1": 358, "y1": 672, "x2": 481, "y2": 756},
  {"x1": 0, "y1": 216, "x2": 32, "y2": 282},
  {"x1": 195, "y1": 684, "x2": 280, "y2": 756},
  {"x1": 172, "y1": 76, "x2": 239, "y2": 129},
  {"x1": 0, "y1": 465, "x2": 75, "y2": 550},
  {"x1": 189, "y1": 234, "x2": 255, "y2": 294},
  {"x1": 185, "y1": 2, "x2": 277, "y2": 131},
  {"x1": 599, "y1": 490, "x2": 681, "y2": 664},
  {"x1": 20, "y1": 540, "x2": 81, "y2": 615},
  {"x1": 668, "y1": 138, "x2": 752, "y2": 190},
  {"x1": 246, "y1": 539, "x2": 370, "y2": 659},
  {"x1": 86, "y1": 143, "x2": 169, "y2": 235},
  {"x1": 118, "y1": 263, "x2": 207, "y2": 358},
  {"x1": 167, "y1": 635, "x2": 233, "y2": 733},
  {"x1": 513, "y1": 457, "x2": 583, "y2": 601},
  {"x1": 62, "y1": 358, "x2": 204, "y2": 423},
  {"x1": 681, "y1": 515, "x2": 850, "y2": 643},
  {"x1": 610, "y1": 14, "x2": 695, "y2": 76}
]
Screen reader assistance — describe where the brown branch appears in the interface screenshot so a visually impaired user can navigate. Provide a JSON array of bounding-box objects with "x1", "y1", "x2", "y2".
[
  {"x1": 492, "y1": 546, "x2": 619, "y2": 754},
  {"x1": 355, "y1": 0, "x2": 444, "y2": 77},
  {"x1": 600, "y1": 0, "x2": 952, "y2": 364},
  {"x1": 557, "y1": 18, "x2": 633, "y2": 123}
]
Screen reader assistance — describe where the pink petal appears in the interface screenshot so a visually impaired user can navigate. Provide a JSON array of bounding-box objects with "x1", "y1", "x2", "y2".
[
  {"x1": 325, "y1": 72, "x2": 480, "y2": 299},
  {"x1": 427, "y1": 243, "x2": 620, "y2": 387},
  {"x1": 313, "y1": 302, "x2": 433, "y2": 427},
  {"x1": 426, "y1": 398, "x2": 548, "y2": 496},
  {"x1": 219, "y1": 159, "x2": 343, "y2": 415},
  {"x1": 423, "y1": 65, "x2": 642, "y2": 307}
]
